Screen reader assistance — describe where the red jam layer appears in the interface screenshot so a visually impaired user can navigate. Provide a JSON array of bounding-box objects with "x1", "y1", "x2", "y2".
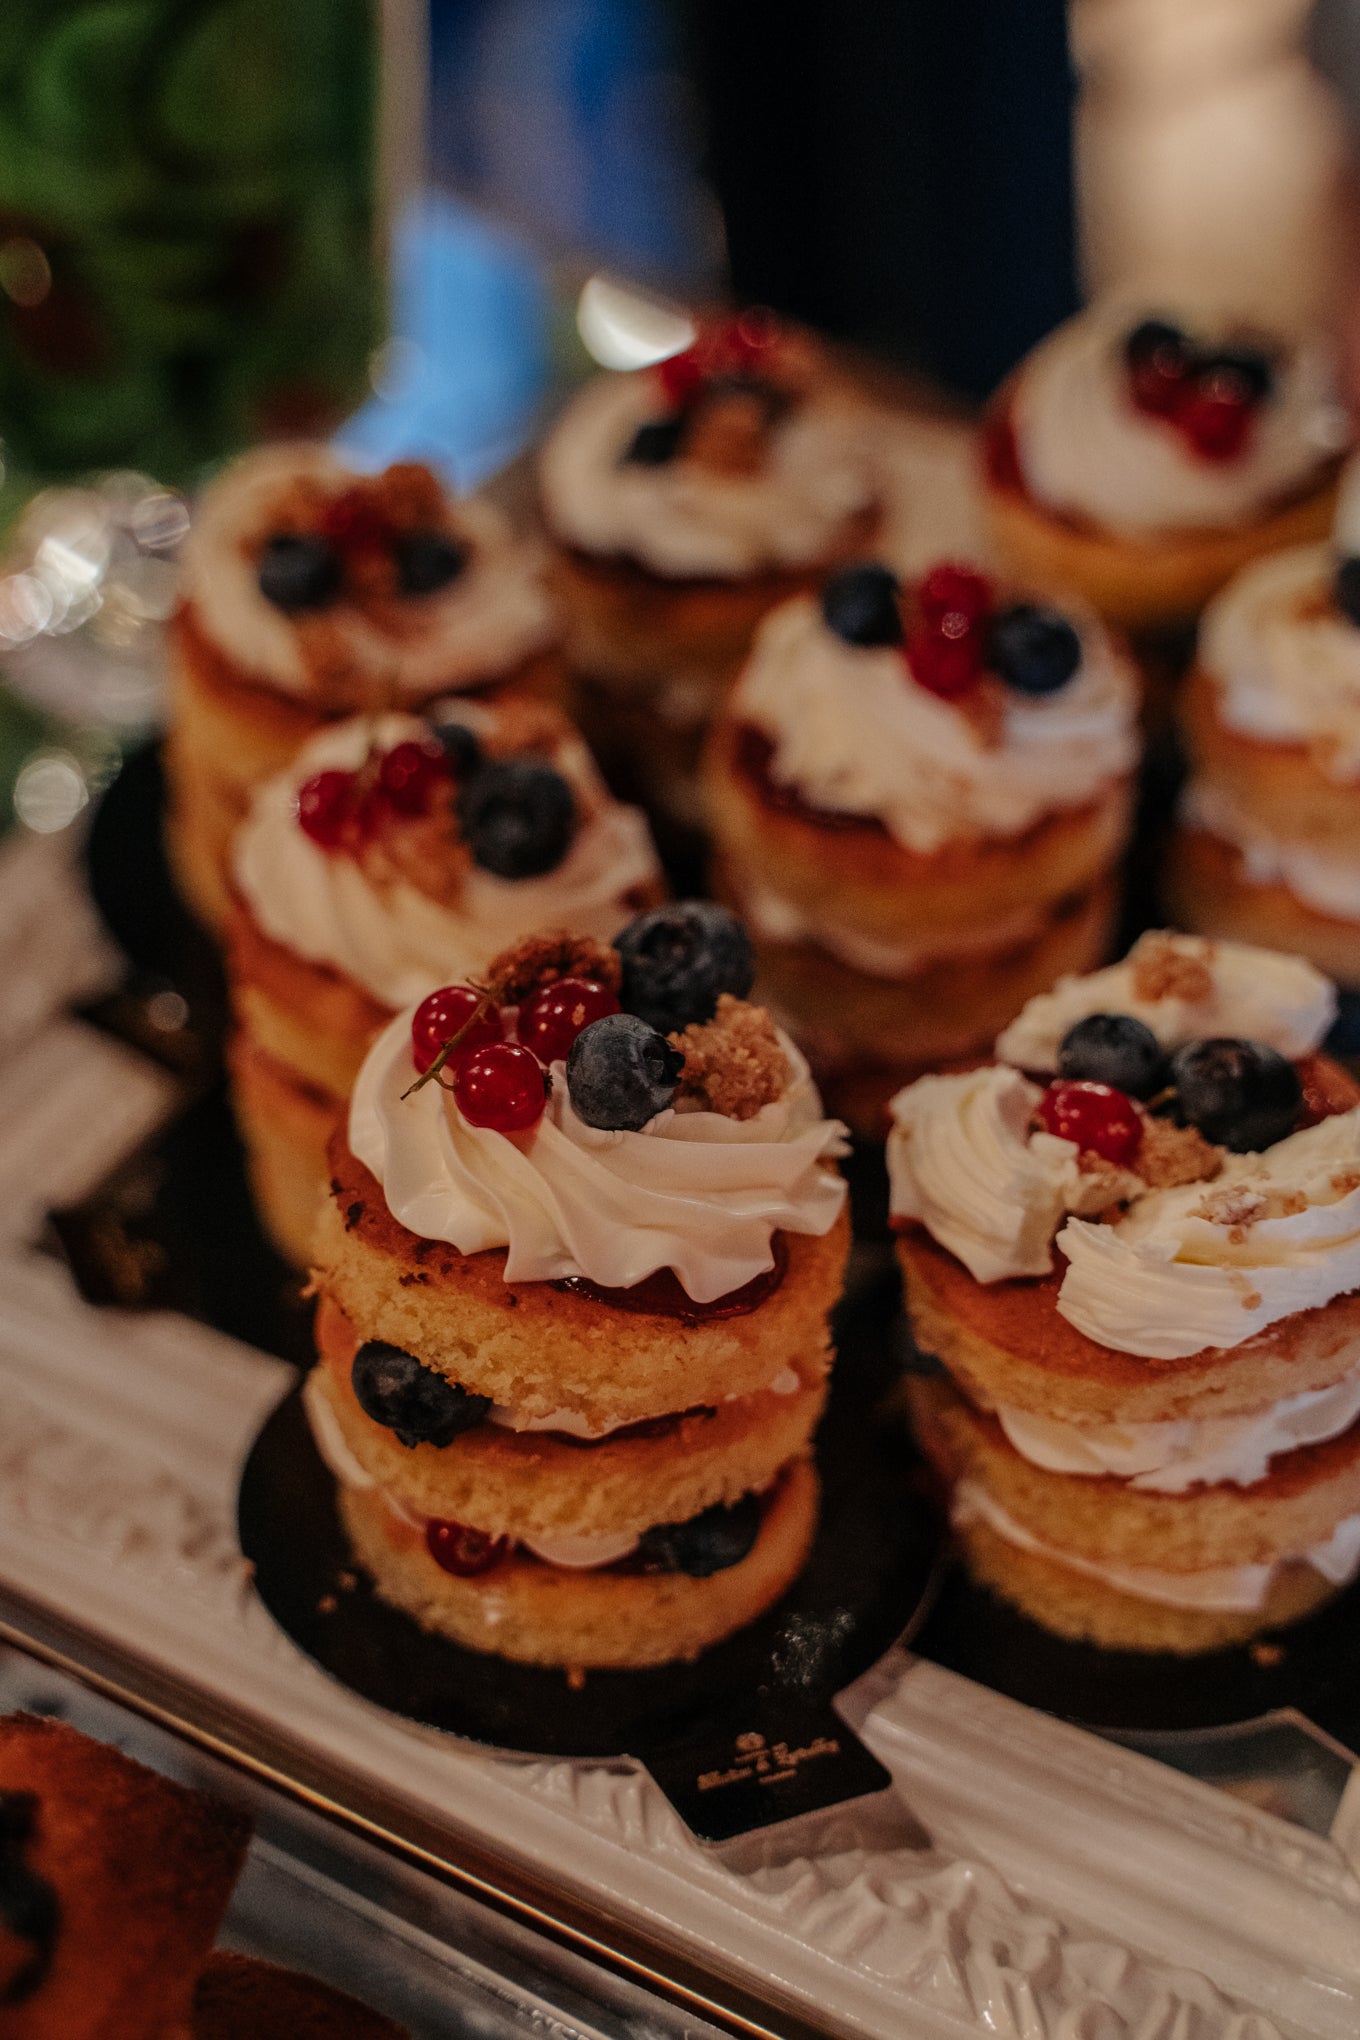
[{"x1": 554, "y1": 1232, "x2": 789, "y2": 1321}]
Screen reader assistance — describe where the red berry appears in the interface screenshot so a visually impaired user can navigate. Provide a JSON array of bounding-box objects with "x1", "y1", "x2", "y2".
[
  {"x1": 425, "y1": 1518, "x2": 510, "y2": 1578},
  {"x1": 453, "y1": 1042, "x2": 547, "y2": 1132},
  {"x1": 297, "y1": 768, "x2": 357, "y2": 849},
  {"x1": 378, "y1": 737, "x2": 452, "y2": 816},
  {"x1": 1128, "y1": 350, "x2": 1191, "y2": 421},
  {"x1": 905, "y1": 622, "x2": 984, "y2": 698},
  {"x1": 918, "y1": 563, "x2": 994, "y2": 626},
  {"x1": 1177, "y1": 372, "x2": 1256, "y2": 461},
  {"x1": 728, "y1": 306, "x2": 780, "y2": 368},
  {"x1": 1036, "y1": 1080, "x2": 1142, "y2": 1167},
  {"x1": 411, "y1": 985, "x2": 504, "y2": 1076},
  {"x1": 518, "y1": 977, "x2": 621, "y2": 1064},
  {"x1": 657, "y1": 345, "x2": 704, "y2": 406},
  {"x1": 321, "y1": 487, "x2": 389, "y2": 550}
]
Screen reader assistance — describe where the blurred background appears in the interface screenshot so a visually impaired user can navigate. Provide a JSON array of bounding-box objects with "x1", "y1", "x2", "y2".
[{"x1": 0, "y1": 0, "x2": 1351, "y2": 836}]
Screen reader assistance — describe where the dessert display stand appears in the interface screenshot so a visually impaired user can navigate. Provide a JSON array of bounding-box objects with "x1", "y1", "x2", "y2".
[{"x1": 4, "y1": 800, "x2": 1360, "y2": 2038}]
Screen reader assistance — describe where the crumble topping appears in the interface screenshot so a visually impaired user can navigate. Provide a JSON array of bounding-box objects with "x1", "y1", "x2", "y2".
[
  {"x1": 670, "y1": 995, "x2": 789, "y2": 1120},
  {"x1": 488, "y1": 932, "x2": 622, "y2": 1005},
  {"x1": 1136, "y1": 1116, "x2": 1224, "y2": 1189},
  {"x1": 1129, "y1": 931, "x2": 1215, "y2": 1005}
]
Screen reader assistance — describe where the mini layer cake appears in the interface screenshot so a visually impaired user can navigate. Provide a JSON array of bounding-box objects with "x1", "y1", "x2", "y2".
[
  {"x1": 704, "y1": 560, "x2": 1139, "y2": 1134},
  {"x1": 307, "y1": 908, "x2": 851, "y2": 1670},
  {"x1": 0, "y1": 1710, "x2": 250, "y2": 2038},
  {"x1": 538, "y1": 313, "x2": 882, "y2": 835},
  {"x1": 889, "y1": 931, "x2": 1360, "y2": 1653},
  {"x1": 226, "y1": 696, "x2": 662, "y2": 1266},
  {"x1": 167, "y1": 444, "x2": 558, "y2": 931},
  {"x1": 1169, "y1": 468, "x2": 1360, "y2": 985},
  {"x1": 982, "y1": 304, "x2": 1347, "y2": 635}
]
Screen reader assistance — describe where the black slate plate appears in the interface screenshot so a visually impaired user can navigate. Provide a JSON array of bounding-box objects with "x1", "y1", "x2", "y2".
[{"x1": 238, "y1": 1264, "x2": 946, "y2": 1838}]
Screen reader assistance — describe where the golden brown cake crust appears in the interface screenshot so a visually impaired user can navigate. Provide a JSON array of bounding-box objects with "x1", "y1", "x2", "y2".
[
  {"x1": 1181, "y1": 660, "x2": 1360, "y2": 850},
  {"x1": 1167, "y1": 820, "x2": 1360, "y2": 989},
  {"x1": 314, "y1": 1135, "x2": 850, "y2": 1429},
  {"x1": 193, "y1": 1950, "x2": 407, "y2": 2040},
  {"x1": 311, "y1": 1296, "x2": 825, "y2": 1541},
  {"x1": 0, "y1": 1712, "x2": 250, "y2": 2040},
  {"x1": 340, "y1": 1459, "x2": 818, "y2": 1667},
  {"x1": 908, "y1": 1372, "x2": 1360, "y2": 1572}
]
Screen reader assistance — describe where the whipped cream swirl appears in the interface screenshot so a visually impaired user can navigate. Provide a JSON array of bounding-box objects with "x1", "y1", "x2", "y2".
[
  {"x1": 233, "y1": 708, "x2": 660, "y2": 1009},
  {"x1": 1198, "y1": 543, "x2": 1360, "y2": 781},
  {"x1": 996, "y1": 931, "x2": 1336, "y2": 1072},
  {"x1": 998, "y1": 1368, "x2": 1360, "y2": 1492},
  {"x1": 539, "y1": 371, "x2": 878, "y2": 580},
  {"x1": 351, "y1": 1012, "x2": 848, "y2": 1302},
  {"x1": 954, "y1": 1481, "x2": 1360, "y2": 1611},
  {"x1": 182, "y1": 442, "x2": 555, "y2": 698},
  {"x1": 731, "y1": 595, "x2": 1138, "y2": 855},
  {"x1": 1181, "y1": 779, "x2": 1360, "y2": 921},
  {"x1": 1011, "y1": 307, "x2": 1346, "y2": 537}
]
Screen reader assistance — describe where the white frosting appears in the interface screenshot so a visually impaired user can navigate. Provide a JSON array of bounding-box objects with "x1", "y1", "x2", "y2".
[
  {"x1": 996, "y1": 931, "x2": 1336, "y2": 1072},
  {"x1": 1198, "y1": 543, "x2": 1360, "y2": 781},
  {"x1": 182, "y1": 442, "x2": 554, "y2": 697},
  {"x1": 232, "y1": 707, "x2": 660, "y2": 1009},
  {"x1": 954, "y1": 1480, "x2": 1360, "y2": 1611},
  {"x1": 886, "y1": 1066, "x2": 1130, "y2": 1284},
  {"x1": 351, "y1": 1012, "x2": 847, "y2": 1304},
  {"x1": 729, "y1": 596, "x2": 1138, "y2": 855},
  {"x1": 1181, "y1": 778, "x2": 1360, "y2": 921},
  {"x1": 1012, "y1": 307, "x2": 1346, "y2": 537},
  {"x1": 538, "y1": 370, "x2": 878, "y2": 579},
  {"x1": 303, "y1": 1371, "x2": 377, "y2": 1491},
  {"x1": 1056, "y1": 1107, "x2": 1360, "y2": 1359},
  {"x1": 740, "y1": 877, "x2": 1047, "y2": 980},
  {"x1": 997, "y1": 1368, "x2": 1360, "y2": 1492}
]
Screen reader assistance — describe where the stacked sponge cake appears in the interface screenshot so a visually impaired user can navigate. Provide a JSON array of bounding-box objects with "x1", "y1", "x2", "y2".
[
  {"x1": 888, "y1": 931, "x2": 1360, "y2": 1653},
  {"x1": 306, "y1": 906, "x2": 851, "y2": 1669}
]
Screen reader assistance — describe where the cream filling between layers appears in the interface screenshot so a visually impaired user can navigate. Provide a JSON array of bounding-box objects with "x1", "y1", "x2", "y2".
[
  {"x1": 953, "y1": 1480, "x2": 1360, "y2": 1611},
  {"x1": 997, "y1": 1369, "x2": 1360, "y2": 1492},
  {"x1": 1197, "y1": 543, "x2": 1360, "y2": 779},
  {"x1": 1011, "y1": 309, "x2": 1345, "y2": 538},
  {"x1": 996, "y1": 930, "x2": 1335, "y2": 1072},
  {"x1": 232, "y1": 707, "x2": 660, "y2": 1009},
  {"x1": 1180, "y1": 779, "x2": 1360, "y2": 922},
  {"x1": 738, "y1": 878, "x2": 1050, "y2": 980},
  {"x1": 351, "y1": 1011, "x2": 847, "y2": 1305},
  {"x1": 538, "y1": 370, "x2": 878, "y2": 579},
  {"x1": 182, "y1": 442, "x2": 554, "y2": 697},
  {"x1": 731, "y1": 596, "x2": 1137, "y2": 856},
  {"x1": 486, "y1": 1365, "x2": 802, "y2": 1438}
]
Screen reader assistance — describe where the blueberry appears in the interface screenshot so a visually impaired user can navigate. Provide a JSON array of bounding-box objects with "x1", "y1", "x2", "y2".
[
  {"x1": 821, "y1": 562, "x2": 903, "y2": 648},
  {"x1": 1169, "y1": 1038, "x2": 1302, "y2": 1152},
  {"x1": 457, "y1": 760, "x2": 576, "y2": 879},
  {"x1": 1058, "y1": 1013, "x2": 1168, "y2": 1099},
  {"x1": 614, "y1": 901, "x2": 754, "y2": 1032},
  {"x1": 395, "y1": 528, "x2": 467, "y2": 595},
  {"x1": 428, "y1": 719, "x2": 483, "y2": 777},
  {"x1": 622, "y1": 416, "x2": 687, "y2": 466},
  {"x1": 638, "y1": 1494, "x2": 762, "y2": 1576},
  {"x1": 1200, "y1": 346, "x2": 1274, "y2": 403},
  {"x1": 1336, "y1": 556, "x2": 1360, "y2": 628},
  {"x1": 257, "y1": 532, "x2": 343, "y2": 611},
  {"x1": 989, "y1": 603, "x2": 1082, "y2": 695},
  {"x1": 351, "y1": 1341, "x2": 490, "y2": 1448},
  {"x1": 565, "y1": 1012, "x2": 685, "y2": 1130},
  {"x1": 1123, "y1": 318, "x2": 1188, "y2": 370}
]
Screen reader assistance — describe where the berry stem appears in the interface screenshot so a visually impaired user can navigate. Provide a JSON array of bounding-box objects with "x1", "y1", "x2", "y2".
[{"x1": 401, "y1": 984, "x2": 496, "y2": 1099}]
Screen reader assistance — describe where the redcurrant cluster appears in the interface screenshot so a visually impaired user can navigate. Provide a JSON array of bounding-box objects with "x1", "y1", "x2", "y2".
[
  {"x1": 1036, "y1": 1079, "x2": 1143, "y2": 1168},
  {"x1": 656, "y1": 309, "x2": 783, "y2": 408},
  {"x1": 903, "y1": 563, "x2": 996, "y2": 700},
  {"x1": 409, "y1": 976, "x2": 621, "y2": 1134},
  {"x1": 296, "y1": 738, "x2": 451, "y2": 851},
  {"x1": 1123, "y1": 321, "x2": 1274, "y2": 463}
]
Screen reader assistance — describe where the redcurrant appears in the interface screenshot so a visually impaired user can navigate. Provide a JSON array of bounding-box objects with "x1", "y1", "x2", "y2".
[
  {"x1": 1036, "y1": 1080, "x2": 1142, "y2": 1167},
  {"x1": 657, "y1": 345, "x2": 705, "y2": 406},
  {"x1": 378, "y1": 737, "x2": 452, "y2": 816},
  {"x1": 410, "y1": 985, "x2": 504, "y2": 1076},
  {"x1": 517, "y1": 977, "x2": 621, "y2": 1064},
  {"x1": 918, "y1": 563, "x2": 994, "y2": 626},
  {"x1": 905, "y1": 623, "x2": 984, "y2": 699},
  {"x1": 297, "y1": 769, "x2": 357, "y2": 849},
  {"x1": 425, "y1": 1518, "x2": 510, "y2": 1578},
  {"x1": 321, "y1": 487, "x2": 388, "y2": 551},
  {"x1": 453, "y1": 1042, "x2": 547, "y2": 1132},
  {"x1": 1177, "y1": 374, "x2": 1255, "y2": 461}
]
